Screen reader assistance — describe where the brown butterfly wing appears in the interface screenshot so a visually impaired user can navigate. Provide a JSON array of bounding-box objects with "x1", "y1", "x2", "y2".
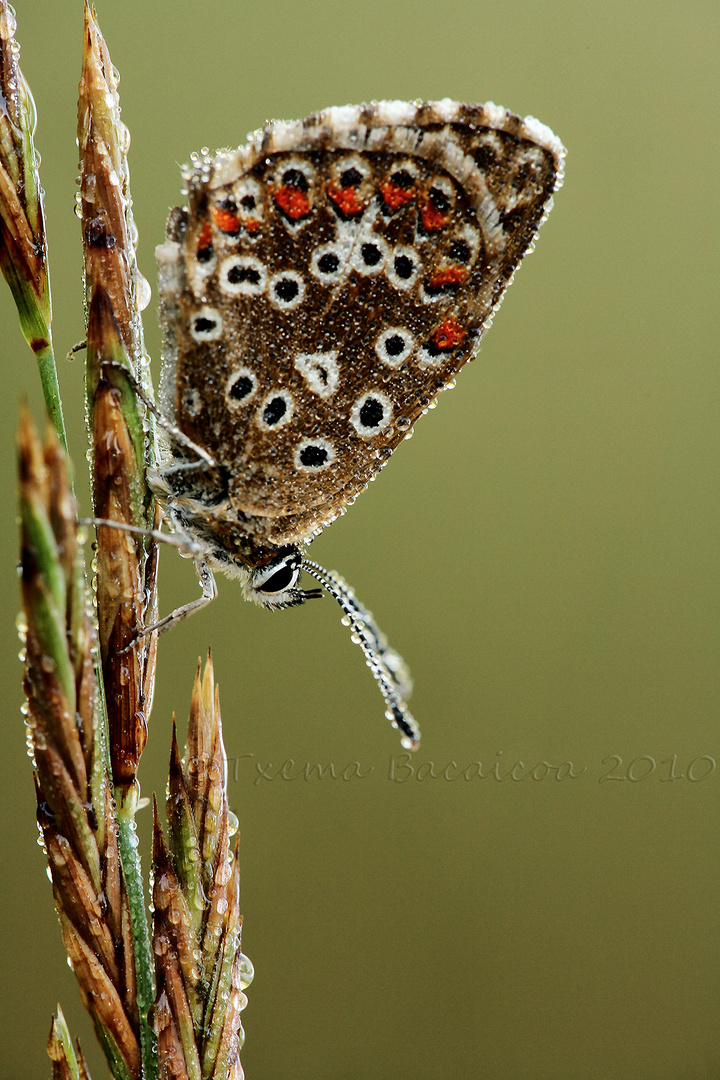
[{"x1": 159, "y1": 101, "x2": 564, "y2": 548}]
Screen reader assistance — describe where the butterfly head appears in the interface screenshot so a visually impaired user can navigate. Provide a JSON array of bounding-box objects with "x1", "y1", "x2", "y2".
[{"x1": 243, "y1": 545, "x2": 322, "y2": 610}]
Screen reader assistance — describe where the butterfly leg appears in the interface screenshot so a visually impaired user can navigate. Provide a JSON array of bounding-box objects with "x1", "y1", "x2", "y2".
[
  {"x1": 146, "y1": 557, "x2": 217, "y2": 635},
  {"x1": 79, "y1": 516, "x2": 194, "y2": 553},
  {"x1": 118, "y1": 557, "x2": 218, "y2": 652},
  {"x1": 85, "y1": 516, "x2": 217, "y2": 647}
]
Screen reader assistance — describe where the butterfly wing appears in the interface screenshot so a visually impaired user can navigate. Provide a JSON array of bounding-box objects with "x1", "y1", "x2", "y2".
[{"x1": 157, "y1": 101, "x2": 564, "y2": 549}]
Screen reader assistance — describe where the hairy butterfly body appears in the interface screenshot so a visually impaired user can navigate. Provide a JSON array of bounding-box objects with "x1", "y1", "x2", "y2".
[{"x1": 152, "y1": 99, "x2": 565, "y2": 747}]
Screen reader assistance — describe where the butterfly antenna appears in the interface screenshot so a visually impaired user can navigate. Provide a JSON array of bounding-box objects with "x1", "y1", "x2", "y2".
[{"x1": 300, "y1": 558, "x2": 420, "y2": 749}]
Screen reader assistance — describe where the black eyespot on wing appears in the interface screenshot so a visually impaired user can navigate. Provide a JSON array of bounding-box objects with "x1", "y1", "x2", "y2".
[
  {"x1": 448, "y1": 239, "x2": 471, "y2": 263},
  {"x1": 351, "y1": 391, "x2": 392, "y2": 436},
  {"x1": 274, "y1": 277, "x2": 299, "y2": 302},
  {"x1": 428, "y1": 186, "x2": 450, "y2": 212},
  {"x1": 384, "y1": 334, "x2": 405, "y2": 357},
  {"x1": 361, "y1": 242, "x2": 383, "y2": 266},
  {"x1": 394, "y1": 254, "x2": 414, "y2": 279},
  {"x1": 340, "y1": 167, "x2": 363, "y2": 187},
  {"x1": 318, "y1": 251, "x2": 340, "y2": 274},
  {"x1": 269, "y1": 271, "x2": 305, "y2": 308},
  {"x1": 282, "y1": 168, "x2": 309, "y2": 190},
  {"x1": 360, "y1": 397, "x2": 385, "y2": 428},
  {"x1": 194, "y1": 316, "x2": 217, "y2": 333},
  {"x1": 227, "y1": 264, "x2": 261, "y2": 285},
  {"x1": 263, "y1": 397, "x2": 287, "y2": 426},
  {"x1": 230, "y1": 376, "x2": 253, "y2": 401},
  {"x1": 390, "y1": 168, "x2": 414, "y2": 188},
  {"x1": 299, "y1": 444, "x2": 329, "y2": 467}
]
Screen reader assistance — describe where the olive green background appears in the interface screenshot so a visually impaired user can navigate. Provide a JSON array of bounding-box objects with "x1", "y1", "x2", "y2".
[{"x1": 1, "y1": 2, "x2": 718, "y2": 1077}]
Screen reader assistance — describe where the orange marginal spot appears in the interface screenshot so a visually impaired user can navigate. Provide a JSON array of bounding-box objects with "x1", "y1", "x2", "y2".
[
  {"x1": 420, "y1": 199, "x2": 450, "y2": 232},
  {"x1": 432, "y1": 317, "x2": 466, "y2": 351},
  {"x1": 327, "y1": 182, "x2": 364, "y2": 218},
  {"x1": 273, "y1": 185, "x2": 312, "y2": 220},
  {"x1": 244, "y1": 218, "x2": 261, "y2": 233},
  {"x1": 380, "y1": 181, "x2": 415, "y2": 210},
  {"x1": 212, "y1": 206, "x2": 242, "y2": 234},
  {"x1": 197, "y1": 222, "x2": 213, "y2": 253},
  {"x1": 428, "y1": 266, "x2": 467, "y2": 289}
]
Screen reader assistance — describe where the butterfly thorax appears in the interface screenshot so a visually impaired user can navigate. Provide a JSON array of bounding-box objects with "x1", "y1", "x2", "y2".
[{"x1": 149, "y1": 457, "x2": 297, "y2": 567}]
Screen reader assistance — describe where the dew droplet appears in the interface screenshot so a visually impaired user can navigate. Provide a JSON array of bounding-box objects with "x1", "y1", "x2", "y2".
[
  {"x1": 136, "y1": 271, "x2": 152, "y2": 312},
  {"x1": 239, "y1": 953, "x2": 254, "y2": 989}
]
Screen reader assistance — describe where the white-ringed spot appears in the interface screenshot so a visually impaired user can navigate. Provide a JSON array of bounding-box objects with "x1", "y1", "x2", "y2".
[
  {"x1": 257, "y1": 389, "x2": 295, "y2": 431},
  {"x1": 386, "y1": 245, "x2": 420, "y2": 291},
  {"x1": 427, "y1": 176, "x2": 455, "y2": 206},
  {"x1": 351, "y1": 233, "x2": 390, "y2": 276},
  {"x1": 327, "y1": 154, "x2": 373, "y2": 219},
  {"x1": 190, "y1": 306, "x2": 223, "y2": 342},
  {"x1": 271, "y1": 157, "x2": 316, "y2": 227},
  {"x1": 230, "y1": 176, "x2": 265, "y2": 229},
  {"x1": 294, "y1": 350, "x2": 339, "y2": 398},
  {"x1": 380, "y1": 159, "x2": 420, "y2": 213},
  {"x1": 219, "y1": 255, "x2": 266, "y2": 296},
  {"x1": 226, "y1": 367, "x2": 259, "y2": 409},
  {"x1": 331, "y1": 154, "x2": 372, "y2": 187},
  {"x1": 294, "y1": 438, "x2": 336, "y2": 472},
  {"x1": 310, "y1": 243, "x2": 346, "y2": 284},
  {"x1": 420, "y1": 175, "x2": 456, "y2": 232},
  {"x1": 277, "y1": 156, "x2": 316, "y2": 190},
  {"x1": 268, "y1": 270, "x2": 306, "y2": 310},
  {"x1": 375, "y1": 327, "x2": 415, "y2": 367},
  {"x1": 351, "y1": 391, "x2": 393, "y2": 437},
  {"x1": 449, "y1": 223, "x2": 480, "y2": 265}
]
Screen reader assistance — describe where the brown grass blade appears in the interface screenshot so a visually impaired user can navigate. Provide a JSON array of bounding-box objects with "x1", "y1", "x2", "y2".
[
  {"x1": 19, "y1": 411, "x2": 143, "y2": 1079},
  {"x1": 78, "y1": 0, "x2": 158, "y2": 787},
  {"x1": 153, "y1": 656, "x2": 253, "y2": 1080},
  {"x1": 48, "y1": 1008, "x2": 94, "y2": 1080}
]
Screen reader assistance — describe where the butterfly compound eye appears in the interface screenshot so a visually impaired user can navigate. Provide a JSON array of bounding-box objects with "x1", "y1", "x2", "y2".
[{"x1": 252, "y1": 551, "x2": 301, "y2": 595}]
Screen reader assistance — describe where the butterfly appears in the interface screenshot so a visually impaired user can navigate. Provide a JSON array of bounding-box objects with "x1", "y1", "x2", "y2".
[{"x1": 148, "y1": 99, "x2": 565, "y2": 747}]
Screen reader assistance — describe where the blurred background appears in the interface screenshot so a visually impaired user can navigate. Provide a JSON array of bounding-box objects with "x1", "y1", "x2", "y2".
[{"x1": 1, "y1": 2, "x2": 718, "y2": 1077}]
